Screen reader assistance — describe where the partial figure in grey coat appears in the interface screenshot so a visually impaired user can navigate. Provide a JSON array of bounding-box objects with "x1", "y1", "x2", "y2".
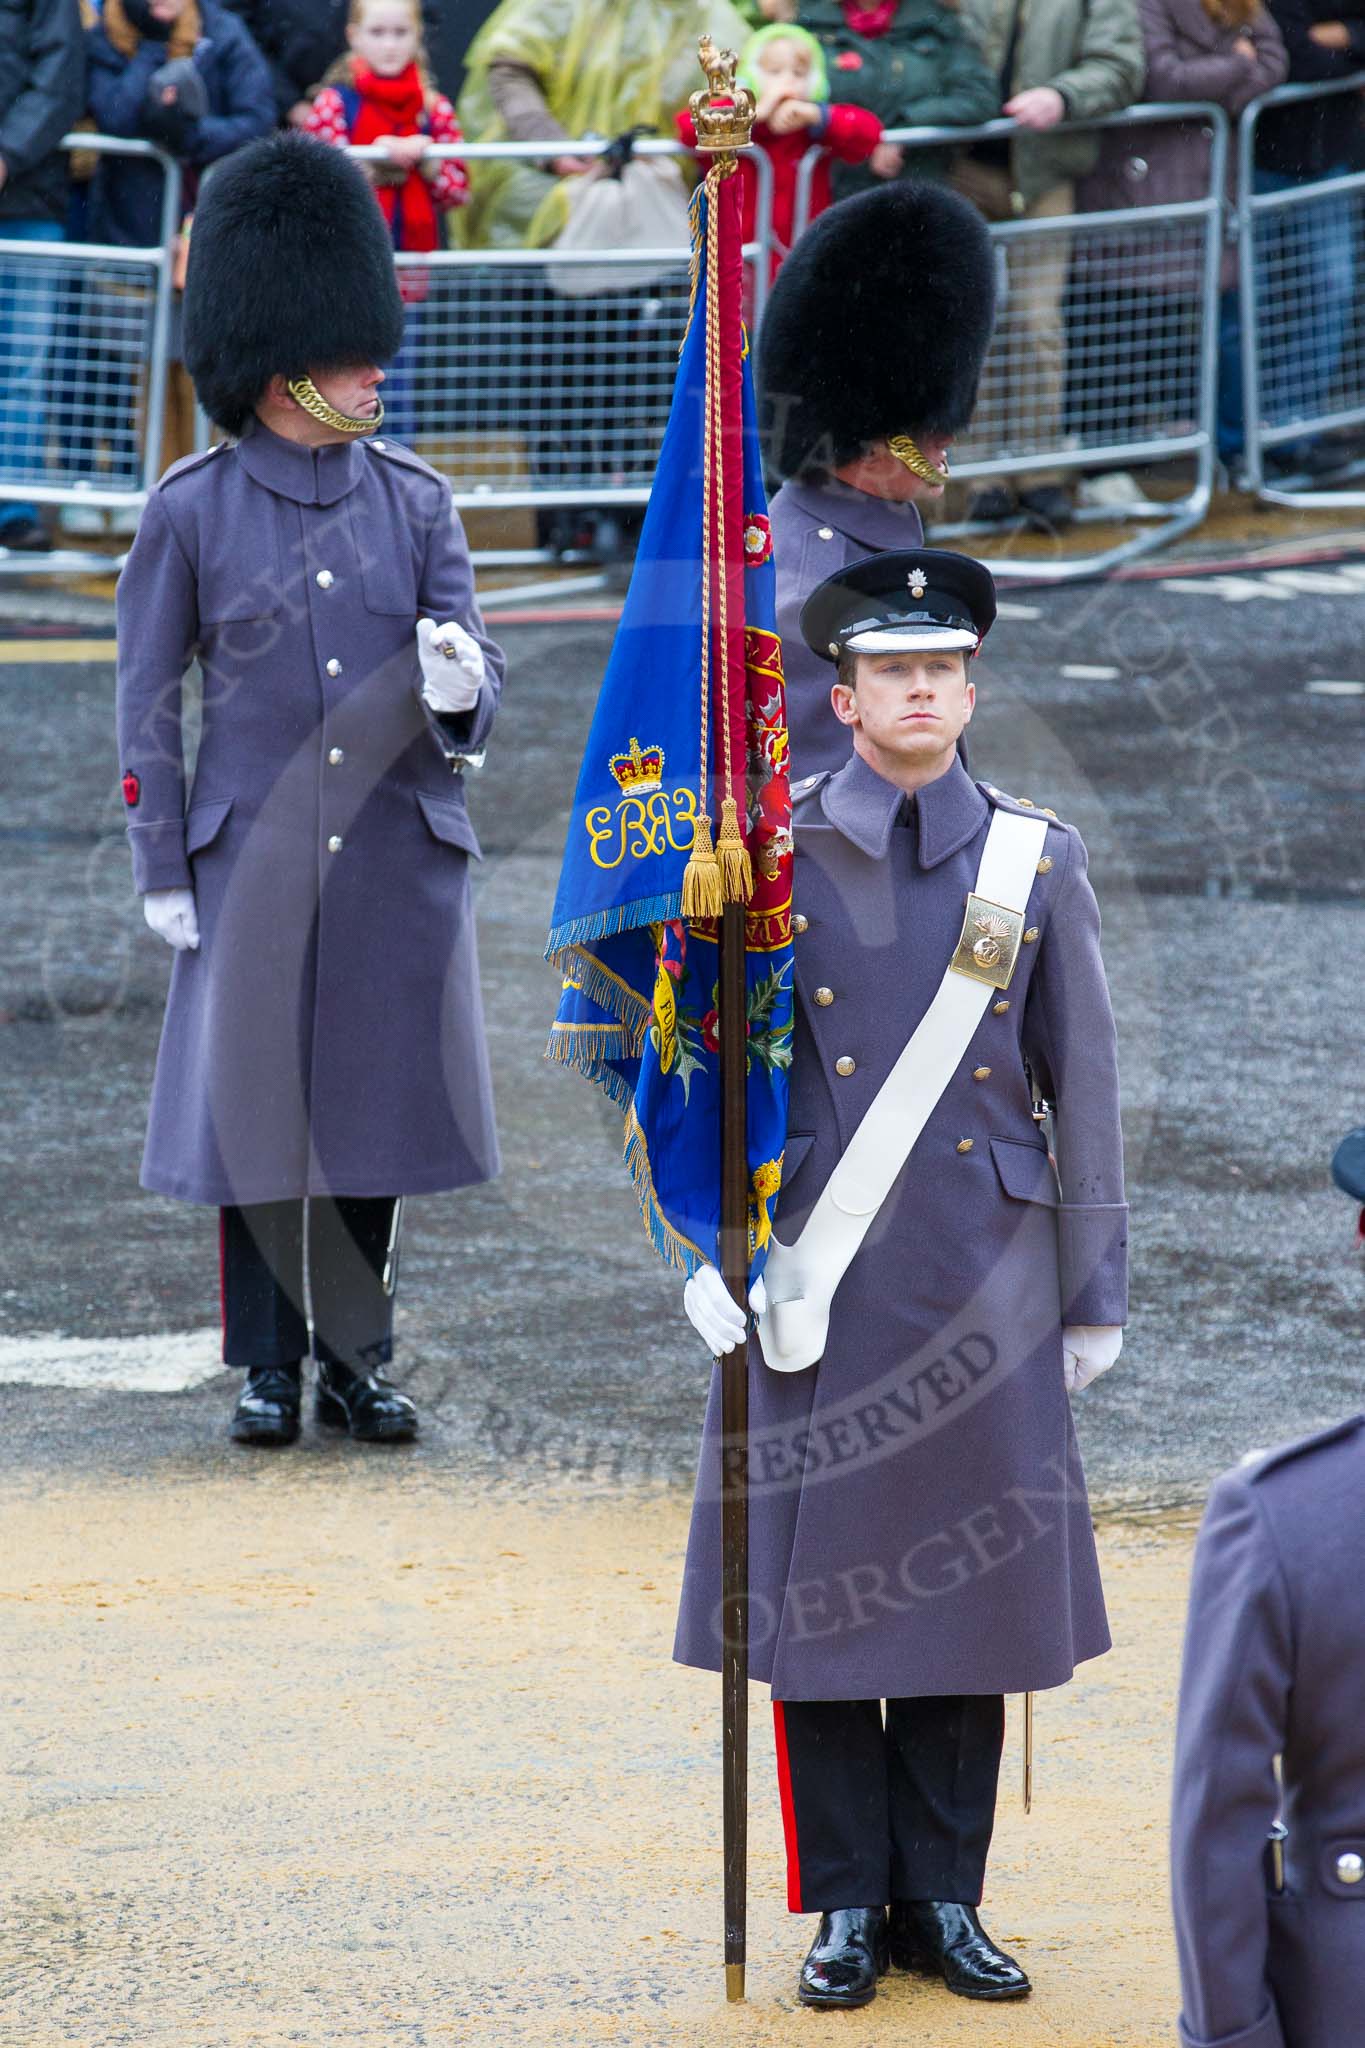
[
  {"x1": 116, "y1": 134, "x2": 504, "y2": 1449},
  {"x1": 680, "y1": 549, "x2": 1126, "y2": 2014},
  {"x1": 757, "y1": 179, "x2": 997, "y2": 779},
  {"x1": 1171, "y1": 1413, "x2": 1365, "y2": 2048}
]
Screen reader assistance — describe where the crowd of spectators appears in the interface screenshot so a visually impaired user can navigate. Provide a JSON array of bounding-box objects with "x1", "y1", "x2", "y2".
[{"x1": 0, "y1": 0, "x2": 1363, "y2": 549}]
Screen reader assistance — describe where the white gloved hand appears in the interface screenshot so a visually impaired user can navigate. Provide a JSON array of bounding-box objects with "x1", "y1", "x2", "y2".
[
  {"x1": 683, "y1": 1264, "x2": 767, "y2": 1356},
  {"x1": 417, "y1": 616, "x2": 484, "y2": 713},
  {"x1": 1062, "y1": 1324, "x2": 1123, "y2": 1394},
  {"x1": 143, "y1": 887, "x2": 199, "y2": 951}
]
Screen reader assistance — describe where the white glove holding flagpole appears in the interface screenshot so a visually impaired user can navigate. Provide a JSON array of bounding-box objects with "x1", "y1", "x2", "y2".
[
  {"x1": 143, "y1": 886, "x2": 199, "y2": 951},
  {"x1": 684, "y1": 1263, "x2": 767, "y2": 1356},
  {"x1": 1062, "y1": 1324, "x2": 1123, "y2": 1394},
  {"x1": 417, "y1": 616, "x2": 484, "y2": 713}
]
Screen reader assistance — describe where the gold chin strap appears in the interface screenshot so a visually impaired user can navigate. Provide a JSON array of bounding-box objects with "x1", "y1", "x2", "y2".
[
  {"x1": 888, "y1": 432, "x2": 947, "y2": 484},
  {"x1": 286, "y1": 376, "x2": 383, "y2": 437}
]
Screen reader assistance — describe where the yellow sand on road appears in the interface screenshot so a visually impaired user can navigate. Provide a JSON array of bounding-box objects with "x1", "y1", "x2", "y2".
[{"x1": 0, "y1": 1466, "x2": 1196, "y2": 2047}]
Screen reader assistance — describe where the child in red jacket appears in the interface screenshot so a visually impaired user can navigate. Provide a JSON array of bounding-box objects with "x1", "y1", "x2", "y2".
[{"x1": 676, "y1": 22, "x2": 882, "y2": 282}]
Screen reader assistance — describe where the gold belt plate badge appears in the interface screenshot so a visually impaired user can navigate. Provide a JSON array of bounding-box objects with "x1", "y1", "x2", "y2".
[{"x1": 950, "y1": 894, "x2": 1026, "y2": 990}]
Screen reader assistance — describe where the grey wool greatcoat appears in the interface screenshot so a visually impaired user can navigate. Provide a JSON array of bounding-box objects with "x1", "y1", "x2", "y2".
[
  {"x1": 674, "y1": 749, "x2": 1127, "y2": 1701},
  {"x1": 1172, "y1": 1415, "x2": 1365, "y2": 2048},
  {"x1": 115, "y1": 418, "x2": 505, "y2": 1205},
  {"x1": 770, "y1": 478, "x2": 925, "y2": 781}
]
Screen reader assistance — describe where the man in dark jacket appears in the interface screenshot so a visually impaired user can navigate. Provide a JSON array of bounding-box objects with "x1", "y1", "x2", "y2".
[
  {"x1": 1172, "y1": 1413, "x2": 1365, "y2": 2048},
  {"x1": 87, "y1": 0, "x2": 274, "y2": 248},
  {"x1": 0, "y1": 0, "x2": 86, "y2": 550},
  {"x1": 219, "y1": 0, "x2": 445, "y2": 124}
]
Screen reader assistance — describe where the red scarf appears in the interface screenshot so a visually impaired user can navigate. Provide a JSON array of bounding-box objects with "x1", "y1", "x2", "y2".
[
  {"x1": 347, "y1": 60, "x2": 438, "y2": 253},
  {"x1": 842, "y1": 0, "x2": 898, "y2": 31}
]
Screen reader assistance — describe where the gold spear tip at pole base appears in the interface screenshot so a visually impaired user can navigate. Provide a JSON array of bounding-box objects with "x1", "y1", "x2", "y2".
[
  {"x1": 725, "y1": 1963, "x2": 746, "y2": 2002},
  {"x1": 691, "y1": 35, "x2": 755, "y2": 155}
]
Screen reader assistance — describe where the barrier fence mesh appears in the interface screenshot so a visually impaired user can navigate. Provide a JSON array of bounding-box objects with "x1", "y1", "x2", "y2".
[
  {"x1": 1246, "y1": 172, "x2": 1365, "y2": 442},
  {"x1": 0, "y1": 251, "x2": 159, "y2": 496}
]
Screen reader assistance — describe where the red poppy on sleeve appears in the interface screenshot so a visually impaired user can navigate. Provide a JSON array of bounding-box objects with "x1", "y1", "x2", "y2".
[{"x1": 122, "y1": 771, "x2": 141, "y2": 808}]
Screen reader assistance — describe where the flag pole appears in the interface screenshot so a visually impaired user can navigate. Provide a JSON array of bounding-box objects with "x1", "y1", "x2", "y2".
[{"x1": 688, "y1": 35, "x2": 757, "y2": 2005}]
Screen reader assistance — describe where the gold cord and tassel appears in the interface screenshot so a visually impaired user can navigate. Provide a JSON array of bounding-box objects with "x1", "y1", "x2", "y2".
[{"x1": 682, "y1": 809, "x2": 723, "y2": 921}]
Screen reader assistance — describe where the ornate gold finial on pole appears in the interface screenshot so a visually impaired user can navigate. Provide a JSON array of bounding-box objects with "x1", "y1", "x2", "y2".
[{"x1": 689, "y1": 36, "x2": 755, "y2": 161}]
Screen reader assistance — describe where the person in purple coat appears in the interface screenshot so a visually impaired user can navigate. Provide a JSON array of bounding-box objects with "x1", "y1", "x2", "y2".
[
  {"x1": 1171, "y1": 1412, "x2": 1365, "y2": 2048},
  {"x1": 677, "y1": 548, "x2": 1127, "y2": 2011},
  {"x1": 115, "y1": 134, "x2": 504, "y2": 1448},
  {"x1": 756, "y1": 180, "x2": 997, "y2": 779}
]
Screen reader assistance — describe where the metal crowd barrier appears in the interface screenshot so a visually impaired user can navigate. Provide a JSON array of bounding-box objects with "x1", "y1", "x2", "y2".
[
  {"x1": 0, "y1": 133, "x2": 180, "y2": 577},
  {"x1": 793, "y1": 104, "x2": 1228, "y2": 582},
  {"x1": 1236, "y1": 72, "x2": 1365, "y2": 508}
]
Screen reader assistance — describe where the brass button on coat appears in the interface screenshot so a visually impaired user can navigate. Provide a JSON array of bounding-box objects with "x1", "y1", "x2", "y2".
[
  {"x1": 328, "y1": 747, "x2": 344, "y2": 766},
  {"x1": 813, "y1": 986, "x2": 834, "y2": 1007},
  {"x1": 835, "y1": 1055, "x2": 856, "y2": 1077},
  {"x1": 956, "y1": 1138, "x2": 974, "y2": 1154},
  {"x1": 993, "y1": 1000, "x2": 1010, "y2": 1014},
  {"x1": 325, "y1": 657, "x2": 342, "y2": 677},
  {"x1": 1023, "y1": 926, "x2": 1039, "y2": 944},
  {"x1": 316, "y1": 569, "x2": 334, "y2": 590},
  {"x1": 1338, "y1": 1853, "x2": 1365, "y2": 1884},
  {"x1": 327, "y1": 834, "x2": 343, "y2": 854},
  {"x1": 792, "y1": 912, "x2": 809, "y2": 934},
  {"x1": 818, "y1": 526, "x2": 834, "y2": 539},
  {"x1": 1037, "y1": 855, "x2": 1053, "y2": 874},
  {"x1": 973, "y1": 1066, "x2": 991, "y2": 1081}
]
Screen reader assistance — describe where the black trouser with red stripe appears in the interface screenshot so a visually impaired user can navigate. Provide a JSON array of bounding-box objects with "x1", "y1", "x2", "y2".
[
  {"x1": 773, "y1": 1694, "x2": 1005, "y2": 1913},
  {"x1": 220, "y1": 1198, "x2": 399, "y2": 1372}
]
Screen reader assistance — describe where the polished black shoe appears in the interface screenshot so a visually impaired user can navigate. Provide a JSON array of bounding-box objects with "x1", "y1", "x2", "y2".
[
  {"x1": 315, "y1": 1360, "x2": 418, "y2": 1442},
  {"x1": 798, "y1": 1907, "x2": 889, "y2": 2010},
  {"x1": 967, "y1": 484, "x2": 1016, "y2": 525},
  {"x1": 1017, "y1": 483, "x2": 1074, "y2": 533},
  {"x1": 889, "y1": 1900, "x2": 1030, "y2": 2000},
  {"x1": 230, "y1": 1364, "x2": 302, "y2": 1447}
]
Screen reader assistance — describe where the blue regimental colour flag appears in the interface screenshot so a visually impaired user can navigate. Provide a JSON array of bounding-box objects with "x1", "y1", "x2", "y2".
[{"x1": 545, "y1": 170, "x2": 794, "y2": 1281}]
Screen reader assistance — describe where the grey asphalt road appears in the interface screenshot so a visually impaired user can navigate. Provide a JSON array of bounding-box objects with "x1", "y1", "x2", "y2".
[{"x1": 1, "y1": 560, "x2": 1361, "y2": 1507}]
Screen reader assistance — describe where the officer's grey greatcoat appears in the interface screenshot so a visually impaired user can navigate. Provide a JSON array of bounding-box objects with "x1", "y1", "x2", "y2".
[
  {"x1": 1172, "y1": 1415, "x2": 1365, "y2": 2048},
  {"x1": 115, "y1": 418, "x2": 505, "y2": 1206},
  {"x1": 674, "y1": 749, "x2": 1127, "y2": 1701},
  {"x1": 770, "y1": 477, "x2": 925, "y2": 781}
]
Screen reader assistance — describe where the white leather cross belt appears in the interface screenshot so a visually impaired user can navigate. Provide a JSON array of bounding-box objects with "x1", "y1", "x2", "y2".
[{"x1": 757, "y1": 808, "x2": 1050, "y2": 1373}]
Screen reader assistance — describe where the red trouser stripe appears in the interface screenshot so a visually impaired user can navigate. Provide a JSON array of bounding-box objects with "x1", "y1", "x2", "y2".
[
  {"x1": 218, "y1": 1209, "x2": 228, "y2": 1358},
  {"x1": 772, "y1": 1701, "x2": 803, "y2": 1914}
]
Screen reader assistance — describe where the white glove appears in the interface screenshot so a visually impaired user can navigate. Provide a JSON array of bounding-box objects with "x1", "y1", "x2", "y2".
[
  {"x1": 683, "y1": 1263, "x2": 767, "y2": 1356},
  {"x1": 417, "y1": 616, "x2": 484, "y2": 713},
  {"x1": 143, "y1": 887, "x2": 199, "y2": 951},
  {"x1": 1062, "y1": 1324, "x2": 1123, "y2": 1395}
]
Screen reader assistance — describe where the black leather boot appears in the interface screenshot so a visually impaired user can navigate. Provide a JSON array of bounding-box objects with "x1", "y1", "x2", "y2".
[
  {"x1": 889, "y1": 1900, "x2": 1030, "y2": 1999},
  {"x1": 315, "y1": 1360, "x2": 418, "y2": 1442},
  {"x1": 798, "y1": 1907, "x2": 889, "y2": 2010},
  {"x1": 230, "y1": 1364, "x2": 302, "y2": 1447}
]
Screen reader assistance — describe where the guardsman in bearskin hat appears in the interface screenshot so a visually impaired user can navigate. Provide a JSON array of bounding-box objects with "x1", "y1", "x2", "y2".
[
  {"x1": 757, "y1": 181, "x2": 996, "y2": 778},
  {"x1": 115, "y1": 132, "x2": 504, "y2": 1447},
  {"x1": 675, "y1": 550, "x2": 1127, "y2": 2012}
]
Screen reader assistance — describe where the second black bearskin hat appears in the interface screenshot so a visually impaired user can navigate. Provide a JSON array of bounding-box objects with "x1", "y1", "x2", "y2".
[
  {"x1": 758, "y1": 181, "x2": 996, "y2": 481},
  {"x1": 183, "y1": 132, "x2": 406, "y2": 435}
]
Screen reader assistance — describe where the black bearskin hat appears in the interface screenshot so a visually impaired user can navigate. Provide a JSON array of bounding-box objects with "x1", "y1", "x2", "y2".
[
  {"x1": 183, "y1": 132, "x2": 405, "y2": 435},
  {"x1": 758, "y1": 181, "x2": 996, "y2": 481}
]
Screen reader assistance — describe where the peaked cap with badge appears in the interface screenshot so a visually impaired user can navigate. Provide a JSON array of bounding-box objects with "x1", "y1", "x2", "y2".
[
  {"x1": 800, "y1": 547, "x2": 998, "y2": 661},
  {"x1": 183, "y1": 130, "x2": 406, "y2": 435}
]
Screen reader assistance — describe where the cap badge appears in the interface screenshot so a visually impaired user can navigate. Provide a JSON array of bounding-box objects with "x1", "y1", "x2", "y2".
[{"x1": 907, "y1": 568, "x2": 927, "y2": 599}]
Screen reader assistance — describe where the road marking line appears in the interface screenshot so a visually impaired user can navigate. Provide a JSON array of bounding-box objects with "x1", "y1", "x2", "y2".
[
  {"x1": 1305, "y1": 679, "x2": 1365, "y2": 695},
  {"x1": 0, "y1": 638, "x2": 118, "y2": 661},
  {"x1": 996, "y1": 602, "x2": 1041, "y2": 620},
  {"x1": 0, "y1": 1329, "x2": 225, "y2": 1393},
  {"x1": 1062, "y1": 663, "x2": 1120, "y2": 680}
]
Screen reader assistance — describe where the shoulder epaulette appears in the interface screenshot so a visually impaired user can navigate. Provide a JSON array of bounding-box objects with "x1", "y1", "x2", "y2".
[
  {"x1": 791, "y1": 771, "x2": 832, "y2": 804},
  {"x1": 979, "y1": 781, "x2": 1064, "y2": 824},
  {"x1": 366, "y1": 436, "x2": 447, "y2": 487},
  {"x1": 156, "y1": 441, "x2": 229, "y2": 491},
  {"x1": 1241, "y1": 1413, "x2": 1365, "y2": 1481}
]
